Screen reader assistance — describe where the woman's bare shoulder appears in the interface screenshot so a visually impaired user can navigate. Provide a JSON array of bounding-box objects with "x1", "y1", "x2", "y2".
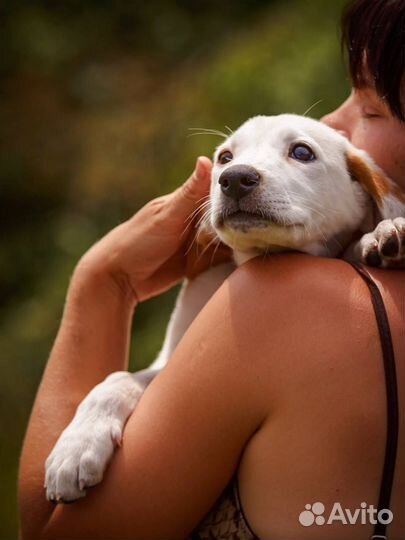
[
  {"x1": 227, "y1": 253, "x2": 404, "y2": 307},
  {"x1": 217, "y1": 253, "x2": 404, "y2": 384},
  {"x1": 223, "y1": 253, "x2": 364, "y2": 319}
]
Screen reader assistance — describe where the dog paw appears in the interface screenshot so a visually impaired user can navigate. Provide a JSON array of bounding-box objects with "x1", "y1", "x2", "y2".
[
  {"x1": 44, "y1": 371, "x2": 142, "y2": 503},
  {"x1": 44, "y1": 409, "x2": 122, "y2": 503},
  {"x1": 359, "y1": 218, "x2": 405, "y2": 267}
]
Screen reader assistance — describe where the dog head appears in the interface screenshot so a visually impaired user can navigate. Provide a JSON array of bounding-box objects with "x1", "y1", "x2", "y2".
[{"x1": 201, "y1": 114, "x2": 405, "y2": 262}]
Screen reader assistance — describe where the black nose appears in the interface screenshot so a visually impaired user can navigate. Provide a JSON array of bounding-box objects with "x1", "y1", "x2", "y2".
[{"x1": 218, "y1": 165, "x2": 260, "y2": 201}]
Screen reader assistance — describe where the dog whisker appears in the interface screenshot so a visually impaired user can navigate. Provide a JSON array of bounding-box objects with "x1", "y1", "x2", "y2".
[
  {"x1": 181, "y1": 200, "x2": 212, "y2": 241},
  {"x1": 182, "y1": 206, "x2": 210, "y2": 240},
  {"x1": 195, "y1": 208, "x2": 212, "y2": 230},
  {"x1": 209, "y1": 238, "x2": 222, "y2": 268},
  {"x1": 184, "y1": 215, "x2": 209, "y2": 251},
  {"x1": 188, "y1": 127, "x2": 229, "y2": 139},
  {"x1": 185, "y1": 201, "x2": 211, "y2": 221},
  {"x1": 184, "y1": 222, "x2": 205, "y2": 256},
  {"x1": 193, "y1": 194, "x2": 211, "y2": 206},
  {"x1": 302, "y1": 99, "x2": 324, "y2": 117},
  {"x1": 185, "y1": 199, "x2": 211, "y2": 224},
  {"x1": 187, "y1": 227, "x2": 218, "y2": 262},
  {"x1": 184, "y1": 197, "x2": 211, "y2": 222},
  {"x1": 185, "y1": 210, "x2": 212, "y2": 252}
]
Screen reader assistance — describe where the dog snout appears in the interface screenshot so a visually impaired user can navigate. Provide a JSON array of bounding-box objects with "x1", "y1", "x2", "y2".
[{"x1": 218, "y1": 165, "x2": 260, "y2": 201}]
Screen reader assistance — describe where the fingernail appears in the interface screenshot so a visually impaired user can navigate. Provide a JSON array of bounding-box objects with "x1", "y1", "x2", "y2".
[{"x1": 195, "y1": 157, "x2": 205, "y2": 180}]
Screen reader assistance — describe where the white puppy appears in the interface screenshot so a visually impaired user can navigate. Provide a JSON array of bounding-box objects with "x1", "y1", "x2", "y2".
[{"x1": 44, "y1": 114, "x2": 405, "y2": 502}]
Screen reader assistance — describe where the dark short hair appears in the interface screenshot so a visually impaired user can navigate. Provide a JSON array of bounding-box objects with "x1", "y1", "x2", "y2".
[{"x1": 342, "y1": 0, "x2": 405, "y2": 121}]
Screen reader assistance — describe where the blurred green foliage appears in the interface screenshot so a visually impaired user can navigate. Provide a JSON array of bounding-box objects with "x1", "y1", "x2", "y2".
[{"x1": 0, "y1": 0, "x2": 349, "y2": 537}]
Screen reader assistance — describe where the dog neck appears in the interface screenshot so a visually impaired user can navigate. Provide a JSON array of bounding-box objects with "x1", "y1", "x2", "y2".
[
  {"x1": 232, "y1": 228, "x2": 355, "y2": 266},
  {"x1": 233, "y1": 245, "x2": 291, "y2": 266},
  {"x1": 233, "y1": 249, "x2": 259, "y2": 266}
]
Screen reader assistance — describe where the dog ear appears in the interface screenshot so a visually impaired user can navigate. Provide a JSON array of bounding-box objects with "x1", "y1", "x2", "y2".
[
  {"x1": 346, "y1": 151, "x2": 405, "y2": 219},
  {"x1": 185, "y1": 224, "x2": 231, "y2": 280}
]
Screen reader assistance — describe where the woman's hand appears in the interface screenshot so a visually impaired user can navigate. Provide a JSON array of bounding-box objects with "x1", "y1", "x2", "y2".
[{"x1": 77, "y1": 156, "x2": 231, "y2": 304}]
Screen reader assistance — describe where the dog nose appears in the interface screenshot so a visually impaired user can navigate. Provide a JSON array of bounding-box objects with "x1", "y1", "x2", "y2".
[{"x1": 218, "y1": 165, "x2": 260, "y2": 201}]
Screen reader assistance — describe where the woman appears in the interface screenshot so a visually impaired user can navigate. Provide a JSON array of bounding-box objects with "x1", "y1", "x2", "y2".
[{"x1": 18, "y1": 0, "x2": 405, "y2": 538}]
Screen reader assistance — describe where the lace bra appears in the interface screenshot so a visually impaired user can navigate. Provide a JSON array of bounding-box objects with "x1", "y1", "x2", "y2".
[{"x1": 188, "y1": 477, "x2": 256, "y2": 540}]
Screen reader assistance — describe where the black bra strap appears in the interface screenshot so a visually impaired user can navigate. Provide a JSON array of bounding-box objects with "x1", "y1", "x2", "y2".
[{"x1": 350, "y1": 263, "x2": 399, "y2": 539}]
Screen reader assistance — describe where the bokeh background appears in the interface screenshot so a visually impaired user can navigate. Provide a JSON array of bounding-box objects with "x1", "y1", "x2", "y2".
[{"x1": 1, "y1": 0, "x2": 349, "y2": 536}]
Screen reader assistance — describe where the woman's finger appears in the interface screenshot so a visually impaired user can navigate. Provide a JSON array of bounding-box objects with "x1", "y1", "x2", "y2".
[{"x1": 172, "y1": 156, "x2": 212, "y2": 216}]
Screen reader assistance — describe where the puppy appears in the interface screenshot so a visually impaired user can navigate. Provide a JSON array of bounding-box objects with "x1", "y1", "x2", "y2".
[{"x1": 44, "y1": 114, "x2": 405, "y2": 502}]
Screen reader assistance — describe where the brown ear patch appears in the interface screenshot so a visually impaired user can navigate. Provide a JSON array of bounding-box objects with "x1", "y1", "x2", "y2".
[{"x1": 346, "y1": 153, "x2": 390, "y2": 206}]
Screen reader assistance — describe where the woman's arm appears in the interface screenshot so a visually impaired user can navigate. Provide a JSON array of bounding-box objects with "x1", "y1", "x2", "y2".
[
  {"x1": 19, "y1": 250, "x2": 362, "y2": 539},
  {"x1": 25, "y1": 259, "x2": 276, "y2": 540},
  {"x1": 18, "y1": 157, "x2": 232, "y2": 538},
  {"x1": 18, "y1": 269, "x2": 135, "y2": 538}
]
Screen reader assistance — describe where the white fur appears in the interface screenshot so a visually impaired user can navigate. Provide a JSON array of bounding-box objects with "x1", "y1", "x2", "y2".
[
  {"x1": 44, "y1": 114, "x2": 405, "y2": 502},
  {"x1": 210, "y1": 115, "x2": 394, "y2": 259}
]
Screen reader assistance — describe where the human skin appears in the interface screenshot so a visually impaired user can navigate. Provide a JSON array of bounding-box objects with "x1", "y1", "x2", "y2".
[
  {"x1": 322, "y1": 87, "x2": 405, "y2": 191},
  {"x1": 18, "y1": 89, "x2": 405, "y2": 540}
]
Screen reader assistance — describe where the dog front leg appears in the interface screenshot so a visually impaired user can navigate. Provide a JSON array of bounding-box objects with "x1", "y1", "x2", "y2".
[
  {"x1": 44, "y1": 368, "x2": 157, "y2": 503},
  {"x1": 150, "y1": 262, "x2": 235, "y2": 369},
  {"x1": 345, "y1": 217, "x2": 405, "y2": 267},
  {"x1": 44, "y1": 263, "x2": 235, "y2": 503}
]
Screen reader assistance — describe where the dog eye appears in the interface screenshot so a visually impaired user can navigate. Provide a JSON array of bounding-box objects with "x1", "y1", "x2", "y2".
[
  {"x1": 218, "y1": 150, "x2": 233, "y2": 164},
  {"x1": 289, "y1": 144, "x2": 315, "y2": 162}
]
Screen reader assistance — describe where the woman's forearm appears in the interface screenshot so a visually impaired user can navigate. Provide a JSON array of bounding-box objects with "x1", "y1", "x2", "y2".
[
  {"x1": 18, "y1": 158, "x2": 217, "y2": 538},
  {"x1": 18, "y1": 265, "x2": 136, "y2": 538}
]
